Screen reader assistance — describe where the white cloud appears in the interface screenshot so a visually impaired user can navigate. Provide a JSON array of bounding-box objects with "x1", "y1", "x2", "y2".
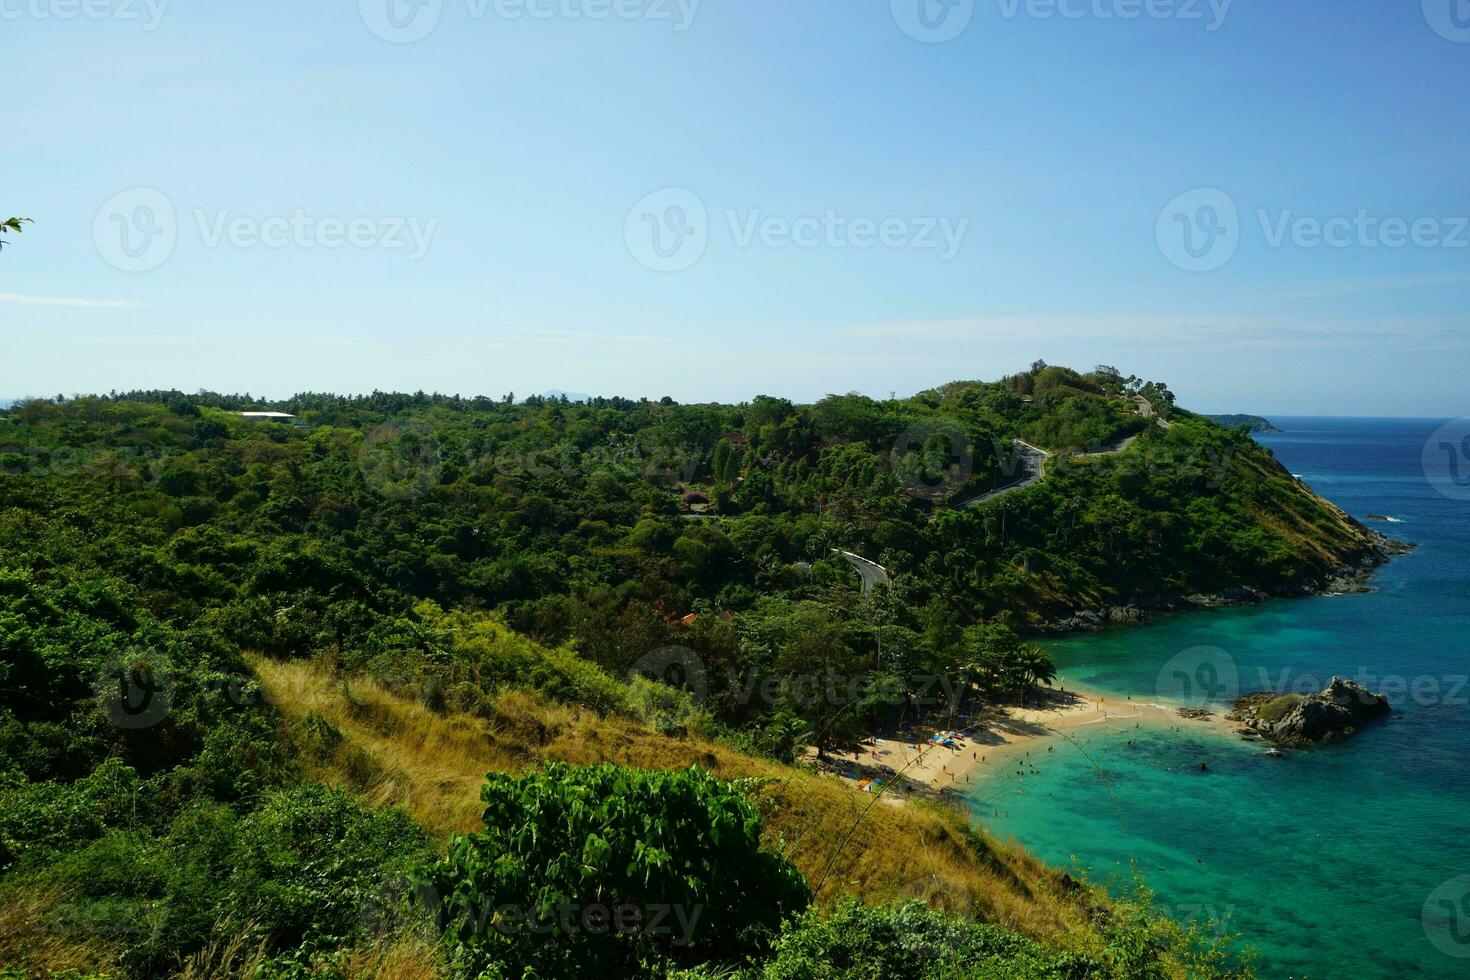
[
  {"x1": 0, "y1": 292, "x2": 145, "y2": 310},
  {"x1": 1245, "y1": 273, "x2": 1470, "y2": 303}
]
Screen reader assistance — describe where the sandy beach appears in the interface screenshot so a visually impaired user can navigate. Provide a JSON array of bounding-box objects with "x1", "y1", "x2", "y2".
[{"x1": 818, "y1": 687, "x2": 1239, "y2": 803}]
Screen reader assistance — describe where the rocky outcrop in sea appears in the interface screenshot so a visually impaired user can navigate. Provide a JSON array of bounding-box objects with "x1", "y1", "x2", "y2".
[{"x1": 1229, "y1": 677, "x2": 1391, "y2": 747}]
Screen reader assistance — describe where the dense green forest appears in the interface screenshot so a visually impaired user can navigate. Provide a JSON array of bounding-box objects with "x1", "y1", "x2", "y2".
[{"x1": 0, "y1": 363, "x2": 1370, "y2": 977}]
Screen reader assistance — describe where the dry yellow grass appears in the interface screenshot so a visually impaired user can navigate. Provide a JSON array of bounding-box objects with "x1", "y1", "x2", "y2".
[
  {"x1": 0, "y1": 883, "x2": 119, "y2": 976},
  {"x1": 253, "y1": 657, "x2": 1109, "y2": 953},
  {"x1": 174, "y1": 924, "x2": 440, "y2": 980}
]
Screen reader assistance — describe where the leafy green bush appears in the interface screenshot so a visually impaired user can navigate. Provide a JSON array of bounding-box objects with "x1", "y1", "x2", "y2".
[
  {"x1": 0, "y1": 759, "x2": 141, "y2": 874},
  {"x1": 415, "y1": 602, "x2": 634, "y2": 716},
  {"x1": 756, "y1": 899, "x2": 1097, "y2": 979},
  {"x1": 225, "y1": 785, "x2": 433, "y2": 951},
  {"x1": 419, "y1": 763, "x2": 811, "y2": 978}
]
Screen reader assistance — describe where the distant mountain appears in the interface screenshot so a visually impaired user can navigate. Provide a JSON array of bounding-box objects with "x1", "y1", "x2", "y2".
[
  {"x1": 543, "y1": 389, "x2": 593, "y2": 403},
  {"x1": 1208, "y1": 414, "x2": 1282, "y2": 433}
]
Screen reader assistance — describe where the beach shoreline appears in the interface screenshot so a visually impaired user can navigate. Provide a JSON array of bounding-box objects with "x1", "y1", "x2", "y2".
[{"x1": 818, "y1": 686, "x2": 1240, "y2": 803}]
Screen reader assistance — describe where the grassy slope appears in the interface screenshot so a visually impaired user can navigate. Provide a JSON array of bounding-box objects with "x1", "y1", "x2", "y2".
[{"x1": 251, "y1": 658, "x2": 1185, "y2": 973}]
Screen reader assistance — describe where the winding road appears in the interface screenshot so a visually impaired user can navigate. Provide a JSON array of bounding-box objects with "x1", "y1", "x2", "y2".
[
  {"x1": 954, "y1": 396, "x2": 1164, "y2": 509},
  {"x1": 834, "y1": 549, "x2": 890, "y2": 594},
  {"x1": 705, "y1": 396, "x2": 1169, "y2": 591},
  {"x1": 957, "y1": 439, "x2": 1049, "y2": 509}
]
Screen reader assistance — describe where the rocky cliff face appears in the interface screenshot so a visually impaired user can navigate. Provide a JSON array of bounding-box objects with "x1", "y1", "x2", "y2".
[
  {"x1": 1036, "y1": 530, "x2": 1413, "y2": 634},
  {"x1": 1231, "y1": 677, "x2": 1391, "y2": 747}
]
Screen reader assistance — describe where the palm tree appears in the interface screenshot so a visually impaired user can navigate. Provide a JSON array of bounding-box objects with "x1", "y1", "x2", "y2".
[
  {"x1": 0, "y1": 217, "x2": 30, "y2": 250},
  {"x1": 1014, "y1": 644, "x2": 1057, "y2": 707}
]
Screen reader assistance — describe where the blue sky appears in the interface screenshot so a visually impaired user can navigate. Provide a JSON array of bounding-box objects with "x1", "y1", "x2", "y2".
[{"x1": 3, "y1": 0, "x2": 1469, "y2": 415}]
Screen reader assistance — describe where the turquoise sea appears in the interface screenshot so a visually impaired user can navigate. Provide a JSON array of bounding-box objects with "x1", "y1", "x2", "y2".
[{"x1": 966, "y1": 418, "x2": 1470, "y2": 979}]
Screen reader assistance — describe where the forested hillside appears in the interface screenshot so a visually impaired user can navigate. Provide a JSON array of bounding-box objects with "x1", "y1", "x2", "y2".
[{"x1": 0, "y1": 362, "x2": 1361, "y2": 977}]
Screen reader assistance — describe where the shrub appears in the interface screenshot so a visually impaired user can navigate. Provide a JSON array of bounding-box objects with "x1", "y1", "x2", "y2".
[
  {"x1": 1256, "y1": 695, "x2": 1303, "y2": 723},
  {"x1": 418, "y1": 763, "x2": 811, "y2": 978},
  {"x1": 758, "y1": 899, "x2": 1098, "y2": 979},
  {"x1": 225, "y1": 785, "x2": 433, "y2": 951}
]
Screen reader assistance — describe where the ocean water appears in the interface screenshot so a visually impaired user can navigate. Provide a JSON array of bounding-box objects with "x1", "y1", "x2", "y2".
[{"x1": 966, "y1": 418, "x2": 1470, "y2": 979}]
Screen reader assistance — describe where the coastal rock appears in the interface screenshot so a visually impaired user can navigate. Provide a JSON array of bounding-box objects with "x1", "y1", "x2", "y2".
[
  {"x1": 1106, "y1": 605, "x2": 1147, "y2": 625},
  {"x1": 1320, "y1": 529, "x2": 1416, "y2": 594},
  {"x1": 1034, "y1": 529, "x2": 1412, "y2": 636},
  {"x1": 1182, "y1": 586, "x2": 1270, "y2": 609},
  {"x1": 1229, "y1": 677, "x2": 1390, "y2": 747},
  {"x1": 1369, "y1": 529, "x2": 1415, "y2": 557},
  {"x1": 1038, "y1": 608, "x2": 1110, "y2": 632}
]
